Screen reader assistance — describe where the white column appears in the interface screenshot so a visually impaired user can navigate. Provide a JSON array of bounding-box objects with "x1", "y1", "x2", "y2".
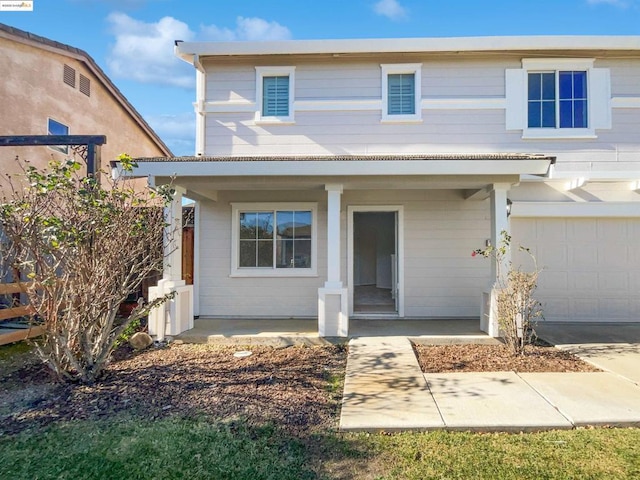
[
  {"x1": 489, "y1": 183, "x2": 511, "y2": 284},
  {"x1": 149, "y1": 185, "x2": 194, "y2": 341},
  {"x1": 325, "y1": 184, "x2": 343, "y2": 289},
  {"x1": 318, "y1": 184, "x2": 348, "y2": 337},
  {"x1": 163, "y1": 186, "x2": 185, "y2": 282},
  {"x1": 481, "y1": 183, "x2": 511, "y2": 337}
]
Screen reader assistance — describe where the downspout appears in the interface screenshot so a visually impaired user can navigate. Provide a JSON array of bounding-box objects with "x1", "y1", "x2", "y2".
[{"x1": 193, "y1": 54, "x2": 206, "y2": 156}]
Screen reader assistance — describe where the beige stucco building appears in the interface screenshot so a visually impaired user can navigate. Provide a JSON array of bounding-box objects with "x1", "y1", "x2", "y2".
[{"x1": 0, "y1": 22, "x2": 171, "y2": 177}]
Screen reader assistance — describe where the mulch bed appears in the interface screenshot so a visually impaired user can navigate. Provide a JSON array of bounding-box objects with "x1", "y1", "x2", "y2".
[
  {"x1": 0, "y1": 343, "x2": 347, "y2": 437},
  {"x1": 414, "y1": 343, "x2": 601, "y2": 373},
  {"x1": 1, "y1": 340, "x2": 601, "y2": 437}
]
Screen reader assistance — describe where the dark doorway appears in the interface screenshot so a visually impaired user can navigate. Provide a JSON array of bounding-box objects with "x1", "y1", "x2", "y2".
[{"x1": 353, "y1": 212, "x2": 397, "y2": 313}]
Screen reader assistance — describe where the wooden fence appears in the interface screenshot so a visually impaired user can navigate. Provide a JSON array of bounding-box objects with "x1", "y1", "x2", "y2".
[{"x1": 0, "y1": 281, "x2": 42, "y2": 346}]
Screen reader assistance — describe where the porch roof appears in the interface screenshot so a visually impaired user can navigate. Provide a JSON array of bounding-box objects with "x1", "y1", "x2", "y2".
[{"x1": 119, "y1": 153, "x2": 555, "y2": 178}]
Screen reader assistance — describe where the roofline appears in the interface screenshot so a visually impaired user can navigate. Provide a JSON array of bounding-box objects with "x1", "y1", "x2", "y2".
[
  {"x1": 0, "y1": 22, "x2": 173, "y2": 157},
  {"x1": 113, "y1": 154, "x2": 555, "y2": 178},
  {"x1": 175, "y1": 35, "x2": 640, "y2": 63}
]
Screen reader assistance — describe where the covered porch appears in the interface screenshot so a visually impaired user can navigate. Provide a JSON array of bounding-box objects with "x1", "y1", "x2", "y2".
[{"x1": 116, "y1": 153, "x2": 555, "y2": 340}]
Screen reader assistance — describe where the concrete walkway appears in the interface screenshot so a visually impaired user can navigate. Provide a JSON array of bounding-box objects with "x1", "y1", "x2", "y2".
[{"x1": 340, "y1": 331, "x2": 640, "y2": 432}]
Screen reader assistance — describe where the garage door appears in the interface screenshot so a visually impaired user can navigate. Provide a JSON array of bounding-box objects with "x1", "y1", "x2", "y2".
[{"x1": 511, "y1": 218, "x2": 640, "y2": 322}]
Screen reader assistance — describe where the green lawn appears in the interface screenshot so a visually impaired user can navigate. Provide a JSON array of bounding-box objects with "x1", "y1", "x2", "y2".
[{"x1": 1, "y1": 416, "x2": 639, "y2": 480}]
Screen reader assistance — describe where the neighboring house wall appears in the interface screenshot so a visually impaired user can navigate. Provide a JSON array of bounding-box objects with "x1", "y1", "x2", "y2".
[{"x1": 0, "y1": 24, "x2": 170, "y2": 178}]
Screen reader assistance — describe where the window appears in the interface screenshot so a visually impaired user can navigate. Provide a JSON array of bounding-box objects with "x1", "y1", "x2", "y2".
[
  {"x1": 505, "y1": 58, "x2": 611, "y2": 139},
  {"x1": 381, "y1": 64, "x2": 422, "y2": 122},
  {"x1": 47, "y1": 118, "x2": 69, "y2": 154},
  {"x1": 388, "y1": 74, "x2": 415, "y2": 115},
  {"x1": 528, "y1": 71, "x2": 587, "y2": 129},
  {"x1": 255, "y1": 66, "x2": 295, "y2": 123},
  {"x1": 231, "y1": 203, "x2": 317, "y2": 277},
  {"x1": 262, "y1": 76, "x2": 289, "y2": 117}
]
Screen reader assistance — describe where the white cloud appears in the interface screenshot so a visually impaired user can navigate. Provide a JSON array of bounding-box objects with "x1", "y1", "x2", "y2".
[
  {"x1": 106, "y1": 14, "x2": 292, "y2": 88},
  {"x1": 106, "y1": 12, "x2": 194, "y2": 88},
  {"x1": 373, "y1": 0, "x2": 408, "y2": 20},
  {"x1": 146, "y1": 113, "x2": 195, "y2": 156},
  {"x1": 201, "y1": 16, "x2": 291, "y2": 41}
]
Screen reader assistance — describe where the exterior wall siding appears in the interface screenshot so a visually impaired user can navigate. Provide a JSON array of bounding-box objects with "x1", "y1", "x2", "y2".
[
  {"x1": 199, "y1": 189, "x2": 491, "y2": 318},
  {"x1": 193, "y1": 47, "x2": 640, "y2": 324},
  {"x1": 202, "y1": 57, "x2": 640, "y2": 176}
]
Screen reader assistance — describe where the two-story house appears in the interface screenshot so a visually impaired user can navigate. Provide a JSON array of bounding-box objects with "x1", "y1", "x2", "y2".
[{"x1": 128, "y1": 36, "x2": 640, "y2": 338}]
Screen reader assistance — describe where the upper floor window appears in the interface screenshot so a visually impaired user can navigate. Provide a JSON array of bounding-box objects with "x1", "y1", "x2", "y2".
[
  {"x1": 255, "y1": 66, "x2": 295, "y2": 123},
  {"x1": 47, "y1": 118, "x2": 69, "y2": 154},
  {"x1": 506, "y1": 58, "x2": 611, "y2": 139},
  {"x1": 388, "y1": 73, "x2": 415, "y2": 115},
  {"x1": 381, "y1": 64, "x2": 422, "y2": 123},
  {"x1": 528, "y1": 71, "x2": 587, "y2": 129}
]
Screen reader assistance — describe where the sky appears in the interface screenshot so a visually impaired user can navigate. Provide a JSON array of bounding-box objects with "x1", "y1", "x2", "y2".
[{"x1": 1, "y1": 0, "x2": 639, "y2": 156}]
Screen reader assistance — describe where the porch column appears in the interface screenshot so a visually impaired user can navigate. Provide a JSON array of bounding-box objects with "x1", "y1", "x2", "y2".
[
  {"x1": 149, "y1": 186, "x2": 194, "y2": 341},
  {"x1": 318, "y1": 184, "x2": 348, "y2": 337},
  {"x1": 481, "y1": 183, "x2": 511, "y2": 337},
  {"x1": 163, "y1": 186, "x2": 185, "y2": 282}
]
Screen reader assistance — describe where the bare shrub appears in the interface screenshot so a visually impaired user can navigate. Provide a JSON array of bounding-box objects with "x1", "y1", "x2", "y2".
[
  {"x1": 474, "y1": 231, "x2": 543, "y2": 355},
  {"x1": 0, "y1": 155, "x2": 174, "y2": 383}
]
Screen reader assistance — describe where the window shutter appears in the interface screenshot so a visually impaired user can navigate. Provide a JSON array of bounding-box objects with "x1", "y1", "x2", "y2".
[
  {"x1": 79, "y1": 74, "x2": 91, "y2": 97},
  {"x1": 505, "y1": 68, "x2": 525, "y2": 130},
  {"x1": 63, "y1": 64, "x2": 76, "y2": 88},
  {"x1": 590, "y1": 68, "x2": 611, "y2": 130},
  {"x1": 263, "y1": 76, "x2": 289, "y2": 117},
  {"x1": 388, "y1": 74, "x2": 415, "y2": 115}
]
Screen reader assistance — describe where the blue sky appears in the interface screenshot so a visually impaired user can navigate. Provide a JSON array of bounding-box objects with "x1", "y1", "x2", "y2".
[{"x1": 1, "y1": 0, "x2": 639, "y2": 155}]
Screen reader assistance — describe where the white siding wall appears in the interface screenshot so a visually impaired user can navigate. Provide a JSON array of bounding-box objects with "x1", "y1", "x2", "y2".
[
  {"x1": 199, "y1": 189, "x2": 491, "y2": 318},
  {"x1": 199, "y1": 190, "x2": 327, "y2": 317},
  {"x1": 202, "y1": 57, "x2": 640, "y2": 174}
]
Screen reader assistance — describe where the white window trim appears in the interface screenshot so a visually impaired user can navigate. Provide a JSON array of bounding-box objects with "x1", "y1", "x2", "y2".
[
  {"x1": 522, "y1": 58, "x2": 596, "y2": 139},
  {"x1": 47, "y1": 117, "x2": 69, "y2": 154},
  {"x1": 381, "y1": 63, "x2": 422, "y2": 123},
  {"x1": 230, "y1": 202, "x2": 317, "y2": 277},
  {"x1": 255, "y1": 66, "x2": 296, "y2": 124}
]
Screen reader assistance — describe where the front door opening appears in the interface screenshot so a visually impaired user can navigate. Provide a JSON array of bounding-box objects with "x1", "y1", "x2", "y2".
[{"x1": 353, "y1": 212, "x2": 397, "y2": 313}]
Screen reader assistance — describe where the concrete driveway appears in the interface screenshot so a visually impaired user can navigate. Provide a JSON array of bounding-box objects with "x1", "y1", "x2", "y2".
[{"x1": 535, "y1": 322, "x2": 640, "y2": 385}]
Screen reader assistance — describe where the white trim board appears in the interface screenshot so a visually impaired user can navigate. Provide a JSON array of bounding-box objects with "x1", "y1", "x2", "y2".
[
  {"x1": 511, "y1": 201, "x2": 640, "y2": 218},
  {"x1": 131, "y1": 159, "x2": 552, "y2": 177},
  {"x1": 202, "y1": 95, "x2": 636, "y2": 114}
]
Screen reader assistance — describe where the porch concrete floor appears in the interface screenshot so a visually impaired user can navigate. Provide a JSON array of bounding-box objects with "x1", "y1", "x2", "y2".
[{"x1": 173, "y1": 317, "x2": 498, "y2": 346}]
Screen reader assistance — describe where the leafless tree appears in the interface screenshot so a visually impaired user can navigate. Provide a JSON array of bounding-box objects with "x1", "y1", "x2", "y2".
[{"x1": 0, "y1": 155, "x2": 174, "y2": 383}]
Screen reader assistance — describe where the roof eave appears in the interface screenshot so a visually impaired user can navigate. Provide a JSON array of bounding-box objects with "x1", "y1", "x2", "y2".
[
  {"x1": 174, "y1": 35, "x2": 640, "y2": 59},
  {"x1": 119, "y1": 158, "x2": 554, "y2": 179}
]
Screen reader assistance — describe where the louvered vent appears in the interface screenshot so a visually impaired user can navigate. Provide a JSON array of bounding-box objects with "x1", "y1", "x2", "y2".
[
  {"x1": 79, "y1": 74, "x2": 90, "y2": 97},
  {"x1": 63, "y1": 64, "x2": 75, "y2": 88}
]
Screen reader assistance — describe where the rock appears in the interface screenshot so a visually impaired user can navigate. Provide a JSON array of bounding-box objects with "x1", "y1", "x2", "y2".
[{"x1": 129, "y1": 332, "x2": 153, "y2": 350}]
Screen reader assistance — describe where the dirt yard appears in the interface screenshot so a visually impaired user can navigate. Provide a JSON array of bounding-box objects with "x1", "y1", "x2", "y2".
[
  {"x1": 1, "y1": 339, "x2": 597, "y2": 437},
  {"x1": 0, "y1": 343, "x2": 347, "y2": 436},
  {"x1": 414, "y1": 343, "x2": 600, "y2": 373}
]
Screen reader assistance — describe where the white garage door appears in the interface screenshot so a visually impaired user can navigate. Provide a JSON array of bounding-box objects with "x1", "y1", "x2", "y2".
[{"x1": 511, "y1": 218, "x2": 640, "y2": 322}]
